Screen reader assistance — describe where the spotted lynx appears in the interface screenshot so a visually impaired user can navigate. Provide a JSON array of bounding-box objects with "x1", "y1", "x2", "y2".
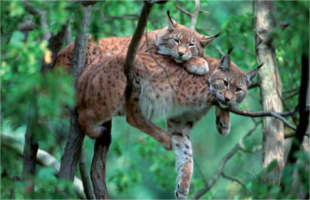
[
  {"x1": 76, "y1": 50, "x2": 261, "y2": 199},
  {"x1": 53, "y1": 11, "x2": 219, "y2": 75}
]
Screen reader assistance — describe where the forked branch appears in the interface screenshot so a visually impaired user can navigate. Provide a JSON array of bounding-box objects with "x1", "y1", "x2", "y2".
[{"x1": 176, "y1": 0, "x2": 202, "y2": 30}]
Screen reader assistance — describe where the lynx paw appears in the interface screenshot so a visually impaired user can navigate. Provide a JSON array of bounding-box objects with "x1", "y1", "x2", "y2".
[
  {"x1": 175, "y1": 187, "x2": 188, "y2": 200},
  {"x1": 182, "y1": 57, "x2": 209, "y2": 75},
  {"x1": 163, "y1": 139, "x2": 172, "y2": 150}
]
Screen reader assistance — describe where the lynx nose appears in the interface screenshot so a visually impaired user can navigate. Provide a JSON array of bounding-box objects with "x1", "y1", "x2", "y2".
[
  {"x1": 178, "y1": 52, "x2": 184, "y2": 57},
  {"x1": 224, "y1": 97, "x2": 230, "y2": 102}
]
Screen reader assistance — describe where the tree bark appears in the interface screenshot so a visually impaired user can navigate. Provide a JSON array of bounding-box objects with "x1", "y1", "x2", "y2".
[
  {"x1": 91, "y1": 121, "x2": 111, "y2": 199},
  {"x1": 1, "y1": 133, "x2": 86, "y2": 199},
  {"x1": 123, "y1": 1, "x2": 153, "y2": 98},
  {"x1": 79, "y1": 145, "x2": 95, "y2": 199},
  {"x1": 255, "y1": 0, "x2": 284, "y2": 185},
  {"x1": 58, "y1": 5, "x2": 92, "y2": 181},
  {"x1": 286, "y1": 55, "x2": 309, "y2": 163},
  {"x1": 22, "y1": 108, "x2": 39, "y2": 193}
]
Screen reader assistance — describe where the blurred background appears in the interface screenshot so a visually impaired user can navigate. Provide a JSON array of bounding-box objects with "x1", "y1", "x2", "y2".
[{"x1": 1, "y1": 0, "x2": 309, "y2": 199}]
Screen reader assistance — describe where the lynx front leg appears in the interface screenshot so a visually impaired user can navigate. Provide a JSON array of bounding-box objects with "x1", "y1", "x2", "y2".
[
  {"x1": 167, "y1": 119, "x2": 193, "y2": 199},
  {"x1": 126, "y1": 97, "x2": 172, "y2": 150},
  {"x1": 215, "y1": 106, "x2": 230, "y2": 136},
  {"x1": 167, "y1": 107, "x2": 212, "y2": 199},
  {"x1": 181, "y1": 57, "x2": 209, "y2": 75}
]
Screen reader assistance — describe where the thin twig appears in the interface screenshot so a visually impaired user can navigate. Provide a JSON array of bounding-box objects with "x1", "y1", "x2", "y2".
[
  {"x1": 144, "y1": 31, "x2": 177, "y2": 93},
  {"x1": 221, "y1": 172, "x2": 253, "y2": 194},
  {"x1": 175, "y1": 5, "x2": 192, "y2": 18},
  {"x1": 285, "y1": 132, "x2": 310, "y2": 139},
  {"x1": 282, "y1": 90, "x2": 299, "y2": 101},
  {"x1": 283, "y1": 87, "x2": 299, "y2": 94},
  {"x1": 190, "y1": 123, "x2": 260, "y2": 199}
]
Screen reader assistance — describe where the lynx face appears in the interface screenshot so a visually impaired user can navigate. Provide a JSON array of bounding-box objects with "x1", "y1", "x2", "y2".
[
  {"x1": 209, "y1": 50, "x2": 262, "y2": 109},
  {"x1": 156, "y1": 12, "x2": 219, "y2": 64}
]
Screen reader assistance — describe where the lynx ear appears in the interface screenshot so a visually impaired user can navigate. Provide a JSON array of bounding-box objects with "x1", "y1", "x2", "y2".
[
  {"x1": 218, "y1": 48, "x2": 232, "y2": 70},
  {"x1": 245, "y1": 63, "x2": 264, "y2": 84},
  {"x1": 200, "y1": 32, "x2": 220, "y2": 47},
  {"x1": 167, "y1": 10, "x2": 178, "y2": 31}
]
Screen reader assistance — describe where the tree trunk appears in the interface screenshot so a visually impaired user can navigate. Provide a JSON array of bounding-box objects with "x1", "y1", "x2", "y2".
[
  {"x1": 58, "y1": 5, "x2": 92, "y2": 181},
  {"x1": 91, "y1": 121, "x2": 111, "y2": 199},
  {"x1": 255, "y1": 0, "x2": 284, "y2": 185},
  {"x1": 22, "y1": 108, "x2": 39, "y2": 193}
]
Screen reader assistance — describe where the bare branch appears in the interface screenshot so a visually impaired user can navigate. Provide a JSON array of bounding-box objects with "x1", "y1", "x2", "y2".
[
  {"x1": 209, "y1": 44, "x2": 225, "y2": 56},
  {"x1": 283, "y1": 87, "x2": 299, "y2": 94},
  {"x1": 176, "y1": 0, "x2": 200, "y2": 30},
  {"x1": 221, "y1": 172, "x2": 252, "y2": 194},
  {"x1": 22, "y1": 1, "x2": 51, "y2": 41},
  {"x1": 175, "y1": 5, "x2": 193, "y2": 18},
  {"x1": 74, "y1": 0, "x2": 97, "y2": 7},
  {"x1": 285, "y1": 132, "x2": 309, "y2": 139},
  {"x1": 79, "y1": 145, "x2": 94, "y2": 199},
  {"x1": 124, "y1": 2, "x2": 154, "y2": 98},
  {"x1": 248, "y1": 81, "x2": 260, "y2": 89},
  {"x1": 190, "y1": 123, "x2": 260, "y2": 199},
  {"x1": 18, "y1": 23, "x2": 35, "y2": 32},
  {"x1": 22, "y1": 107, "x2": 39, "y2": 193},
  {"x1": 282, "y1": 90, "x2": 299, "y2": 101},
  {"x1": 91, "y1": 121, "x2": 111, "y2": 199},
  {"x1": 1, "y1": 133, "x2": 86, "y2": 199},
  {"x1": 223, "y1": 104, "x2": 297, "y2": 130}
]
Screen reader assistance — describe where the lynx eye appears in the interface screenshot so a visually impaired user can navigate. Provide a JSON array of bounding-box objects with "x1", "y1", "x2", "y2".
[
  {"x1": 223, "y1": 80, "x2": 229, "y2": 87},
  {"x1": 173, "y1": 38, "x2": 180, "y2": 44},
  {"x1": 235, "y1": 87, "x2": 242, "y2": 93},
  {"x1": 187, "y1": 43, "x2": 196, "y2": 47}
]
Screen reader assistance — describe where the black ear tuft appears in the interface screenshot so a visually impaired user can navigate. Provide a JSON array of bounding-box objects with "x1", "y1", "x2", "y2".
[
  {"x1": 227, "y1": 48, "x2": 234, "y2": 55},
  {"x1": 214, "y1": 32, "x2": 221, "y2": 38},
  {"x1": 167, "y1": 10, "x2": 170, "y2": 17},
  {"x1": 257, "y1": 63, "x2": 264, "y2": 69}
]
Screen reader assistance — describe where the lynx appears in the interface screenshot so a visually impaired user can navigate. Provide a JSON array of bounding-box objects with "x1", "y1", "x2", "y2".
[
  {"x1": 53, "y1": 11, "x2": 219, "y2": 75},
  {"x1": 76, "y1": 50, "x2": 261, "y2": 199}
]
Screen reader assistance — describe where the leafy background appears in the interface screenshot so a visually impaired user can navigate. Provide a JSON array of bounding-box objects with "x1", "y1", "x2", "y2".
[{"x1": 1, "y1": 0, "x2": 309, "y2": 199}]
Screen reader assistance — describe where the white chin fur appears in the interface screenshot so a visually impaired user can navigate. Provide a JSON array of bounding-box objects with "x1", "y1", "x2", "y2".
[{"x1": 175, "y1": 59, "x2": 183, "y2": 63}]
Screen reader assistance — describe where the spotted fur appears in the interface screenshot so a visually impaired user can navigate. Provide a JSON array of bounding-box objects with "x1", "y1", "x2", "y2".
[
  {"x1": 76, "y1": 51, "x2": 260, "y2": 199},
  {"x1": 53, "y1": 12, "x2": 219, "y2": 75}
]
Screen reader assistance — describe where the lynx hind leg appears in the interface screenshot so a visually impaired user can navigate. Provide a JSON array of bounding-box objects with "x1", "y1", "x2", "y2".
[
  {"x1": 215, "y1": 106, "x2": 230, "y2": 136},
  {"x1": 77, "y1": 54, "x2": 127, "y2": 139},
  {"x1": 182, "y1": 57, "x2": 209, "y2": 75},
  {"x1": 126, "y1": 93, "x2": 172, "y2": 150},
  {"x1": 78, "y1": 109, "x2": 108, "y2": 139},
  {"x1": 167, "y1": 120, "x2": 194, "y2": 199}
]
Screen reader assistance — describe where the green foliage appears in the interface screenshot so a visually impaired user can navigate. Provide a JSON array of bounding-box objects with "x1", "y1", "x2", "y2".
[
  {"x1": 249, "y1": 151, "x2": 309, "y2": 199},
  {"x1": 1, "y1": 0, "x2": 308, "y2": 199}
]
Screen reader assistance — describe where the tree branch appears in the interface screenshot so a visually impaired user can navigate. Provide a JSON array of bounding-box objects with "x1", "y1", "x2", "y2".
[
  {"x1": 58, "y1": 5, "x2": 92, "y2": 182},
  {"x1": 176, "y1": 0, "x2": 201, "y2": 30},
  {"x1": 221, "y1": 172, "x2": 252, "y2": 194},
  {"x1": 79, "y1": 145, "x2": 94, "y2": 199},
  {"x1": 190, "y1": 122, "x2": 261, "y2": 199},
  {"x1": 286, "y1": 54, "x2": 309, "y2": 164},
  {"x1": 248, "y1": 81, "x2": 260, "y2": 89},
  {"x1": 123, "y1": 2, "x2": 154, "y2": 98},
  {"x1": 22, "y1": 1, "x2": 51, "y2": 41},
  {"x1": 22, "y1": 107, "x2": 39, "y2": 193},
  {"x1": 91, "y1": 121, "x2": 111, "y2": 199},
  {"x1": 1, "y1": 133, "x2": 86, "y2": 199},
  {"x1": 217, "y1": 104, "x2": 298, "y2": 131}
]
